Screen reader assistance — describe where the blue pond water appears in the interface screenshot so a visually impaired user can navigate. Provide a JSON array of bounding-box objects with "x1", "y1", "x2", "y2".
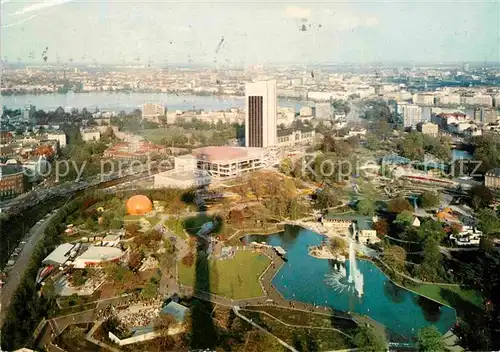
[{"x1": 243, "y1": 227, "x2": 456, "y2": 340}]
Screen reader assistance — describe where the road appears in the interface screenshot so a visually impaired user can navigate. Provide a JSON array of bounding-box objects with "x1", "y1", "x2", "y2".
[{"x1": 0, "y1": 211, "x2": 60, "y2": 324}]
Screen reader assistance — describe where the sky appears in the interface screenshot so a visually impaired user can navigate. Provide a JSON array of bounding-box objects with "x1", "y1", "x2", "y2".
[{"x1": 1, "y1": 0, "x2": 499, "y2": 65}]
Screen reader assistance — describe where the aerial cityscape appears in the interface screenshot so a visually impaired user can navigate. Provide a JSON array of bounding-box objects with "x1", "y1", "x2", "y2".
[{"x1": 1, "y1": 1, "x2": 500, "y2": 351}]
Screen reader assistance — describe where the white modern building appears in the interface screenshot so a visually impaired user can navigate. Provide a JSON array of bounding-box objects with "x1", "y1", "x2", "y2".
[
  {"x1": 81, "y1": 128, "x2": 101, "y2": 142},
  {"x1": 399, "y1": 103, "x2": 423, "y2": 128},
  {"x1": 141, "y1": 103, "x2": 166, "y2": 122},
  {"x1": 245, "y1": 80, "x2": 277, "y2": 148},
  {"x1": 46, "y1": 132, "x2": 67, "y2": 148},
  {"x1": 73, "y1": 246, "x2": 124, "y2": 268}
]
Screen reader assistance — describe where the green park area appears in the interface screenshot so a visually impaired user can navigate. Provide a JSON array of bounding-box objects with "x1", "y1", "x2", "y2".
[
  {"x1": 178, "y1": 251, "x2": 270, "y2": 299},
  {"x1": 411, "y1": 283, "x2": 483, "y2": 308}
]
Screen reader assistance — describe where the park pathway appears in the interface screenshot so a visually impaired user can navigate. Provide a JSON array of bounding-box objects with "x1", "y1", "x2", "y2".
[{"x1": 232, "y1": 306, "x2": 299, "y2": 352}]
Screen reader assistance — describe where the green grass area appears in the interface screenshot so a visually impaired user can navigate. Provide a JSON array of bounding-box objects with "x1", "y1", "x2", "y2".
[
  {"x1": 245, "y1": 306, "x2": 357, "y2": 333},
  {"x1": 123, "y1": 215, "x2": 161, "y2": 226},
  {"x1": 178, "y1": 251, "x2": 270, "y2": 299},
  {"x1": 240, "y1": 310, "x2": 353, "y2": 351},
  {"x1": 410, "y1": 283, "x2": 483, "y2": 308},
  {"x1": 164, "y1": 218, "x2": 187, "y2": 239}
]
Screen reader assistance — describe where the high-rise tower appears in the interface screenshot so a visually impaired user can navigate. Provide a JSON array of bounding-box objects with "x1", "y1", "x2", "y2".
[{"x1": 245, "y1": 80, "x2": 277, "y2": 148}]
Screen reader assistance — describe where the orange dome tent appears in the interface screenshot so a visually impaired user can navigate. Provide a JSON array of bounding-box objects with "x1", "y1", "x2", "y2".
[{"x1": 126, "y1": 195, "x2": 153, "y2": 215}]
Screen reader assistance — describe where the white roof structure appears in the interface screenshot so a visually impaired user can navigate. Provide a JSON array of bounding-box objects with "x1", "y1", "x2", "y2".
[
  {"x1": 73, "y1": 246, "x2": 123, "y2": 268},
  {"x1": 42, "y1": 243, "x2": 74, "y2": 265},
  {"x1": 76, "y1": 246, "x2": 123, "y2": 261}
]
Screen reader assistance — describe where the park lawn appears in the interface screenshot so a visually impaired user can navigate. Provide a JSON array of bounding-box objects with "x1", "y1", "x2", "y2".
[
  {"x1": 123, "y1": 215, "x2": 161, "y2": 226},
  {"x1": 178, "y1": 251, "x2": 270, "y2": 299},
  {"x1": 411, "y1": 283, "x2": 483, "y2": 308},
  {"x1": 164, "y1": 218, "x2": 187, "y2": 239},
  {"x1": 240, "y1": 310, "x2": 353, "y2": 351}
]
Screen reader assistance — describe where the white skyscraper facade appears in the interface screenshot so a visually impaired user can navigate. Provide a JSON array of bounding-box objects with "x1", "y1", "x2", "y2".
[
  {"x1": 245, "y1": 80, "x2": 277, "y2": 148},
  {"x1": 400, "y1": 103, "x2": 423, "y2": 128}
]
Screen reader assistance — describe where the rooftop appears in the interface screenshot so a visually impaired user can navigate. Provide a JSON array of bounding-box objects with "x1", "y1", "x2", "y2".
[
  {"x1": 160, "y1": 301, "x2": 188, "y2": 322},
  {"x1": 75, "y1": 246, "x2": 123, "y2": 261},
  {"x1": 192, "y1": 146, "x2": 263, "y2": 163},
  {"x1": 486, "y1": 168, "x2": 500, "y2": 177},
  {"x1": 0, "y1": 164, "x2": 24, "y2": 177},
  {"x1": 42, "y1": 243, "x2": 74, "y2": 265}
]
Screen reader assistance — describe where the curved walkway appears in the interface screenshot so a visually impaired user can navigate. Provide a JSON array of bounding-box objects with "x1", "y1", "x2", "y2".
[{"x1": 232, "y1": 306, "x2": 299, "y2": 352}]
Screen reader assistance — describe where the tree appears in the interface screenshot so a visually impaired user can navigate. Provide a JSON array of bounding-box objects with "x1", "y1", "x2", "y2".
[
  {"x1": 330, "y1": 236, "x2": 347, "y2": 255},
  {"x1": 373, "y1": 219, "x2": 389, "y2": 238},
  {"x1": 383, "y1": 245, "x2": 407, "y2": 273},
  {"x1": 418, "y1": 219, "x2": 446, "y2": 243},
  {"x1": 399, "y1": 132, "x2": 425, "y2": 161},
  {"x1": 469, "y1": 185, "x2": 494, "y2": 210},
  {"x1": 181, "y1": 251, "x2": 195, "y2": 267},
  {"x1": 387, "y1": 198, "x2": 413, "y2": 213},
  {"x1": 418, "y1": 237, "x2": 442, "y2": 281},
  {"x1": 419, "y1": 191, "x2": 441, "y2": 208},
  {"x1": 142, "y1": 280, "x2": 158, "y2": 299},
  {"x1": 479, "y1": 236, "x2": 495, "y2": 252},
  {"x1": 125, "y1": 222, "x2": 140, "y2": 238},
  {"x1": 70, "y1": 269, "x2": 88, "y2": 286},
  {"x1": 357, "y1": 198, "x2": 375, "y2": 216},
  {"x1": 249, "y1": 174, "x2": 264, "y2": 201},
  {"x1": 417, "y1": 326, "x2": 446, "y2": 352},
  {"x1": 315, "y1": 189, "x2": 341, "y2": 209},
  {"x1": 279, "y1": 157, "x2": 293, "y2": 176},
  {"x1": 476, "y1": 208, "x2": 500, "y2": 235},
  {"x1": 394, "y1": 210, "x2": 414, "y2": 227},
  {"x1": 353, "y1": 326, "x2": 388, "y2": 352},
  {"x1": 365, "y1": 133, "x2": 381, "y2": 150}
]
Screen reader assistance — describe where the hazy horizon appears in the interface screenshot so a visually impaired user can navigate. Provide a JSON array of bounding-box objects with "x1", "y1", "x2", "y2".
[{"x1": 1, "y1": 0, "x2": 499, "y2": 66}]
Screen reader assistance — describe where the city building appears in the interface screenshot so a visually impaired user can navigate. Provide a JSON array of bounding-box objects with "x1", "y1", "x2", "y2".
[
  {"x1": 73, "y1": 246, "x2": 124, "y2": 268},
  {"x1": 23, "y1": 156, "x2": 49, "y2": 182},
  {"x1": 103, "y1": 141, "x2": 165, "y2": 160},
  {"x1": 42, "y1": 243, "x2": 75, "y2": 266},
  {"x1": 412, "y1": 93, "x2": 435, "y2": 106},
  {"x1": 277, "y1": 127, "x2": 315, "y2": 147},
  {"x1": 245, "y1": 80, "x2": 277, "y2": 148},
  {"x1": 399, "y1": 103, "x2": 422, "y2": 128},
  {"x1": 141, "y1": 103, "x2": 166, "y2": 122},
  {"x1": 154, "y1": 168, "x2": 212, "y2": 189},
  {"x1": 23, "y1": 104, "x2": 36, "y2": 122},
  {"x1": 417, "y1": 122, "x2": 439, "y2": 137},
  {"x1": 194, "y1": 146, "x2": 271, "y2": 178},
  {"x1": 154, "y1": 154, "x2": 212, "y2": 189},
  {"x1": 431, "y1": 112, "x2": 468, "y2": 131},
  {"x1": 0, "y1": 131, "x2": 13, "y2": 144},
  {"x1": 473, "y1": 94, "x2": 493, "y2": 107},
  {"x1": 315, "y1": 103, "x2": 332, "y2": 119},
  {"x1": 485, "y1": 168, "x2": 500, "y2": 190},
  {"x1": 277, "y1": 107, "x2": 295, "y2": 127},
  {"x1": 80, "y1": 128, "x2": 101, "y2": 142},
  {"x1": 46, "y1": 131, "x2": 67, "y2": 148},
  {"x1": 474, "y1": 108, "x2": 498, "y2": 124},
  {"x1": 0, "y1": 164, "x2": 27, "y2": 199}
]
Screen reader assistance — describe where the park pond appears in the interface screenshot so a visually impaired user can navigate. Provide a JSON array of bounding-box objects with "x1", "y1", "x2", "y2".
[{"x1": 242, "y1": 226, "x2": 457, "y2": 340}]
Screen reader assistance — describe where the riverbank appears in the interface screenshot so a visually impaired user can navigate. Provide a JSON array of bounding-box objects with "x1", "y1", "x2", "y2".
[
  {"x1": 308, "y1": 245, "x2": 346, "y2": 262},
  {"x1": 1, "y1": 92, "x2": 311, "y2": 112}
]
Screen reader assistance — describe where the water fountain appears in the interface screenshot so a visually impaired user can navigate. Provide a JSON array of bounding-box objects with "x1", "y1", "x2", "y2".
[{"x1": 348, "y1": 237, "x2": 364, "y2": 297}]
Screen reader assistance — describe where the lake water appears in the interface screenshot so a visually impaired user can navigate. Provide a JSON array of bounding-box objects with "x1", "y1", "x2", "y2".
[
  {"x1": 451, "y1": 149, "x2": 473, "y2": 160},
  {"x1": 243, "y1": 227, "x2": 456, "y2": 340},
  {"x1": 1, "y1": 92, "x2": 308, "y2": 112}
]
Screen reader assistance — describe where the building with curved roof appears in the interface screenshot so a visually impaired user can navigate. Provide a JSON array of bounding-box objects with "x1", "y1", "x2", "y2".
[
  {"x1": 126, "y1": 195, "x2": 153, "y2": 215},
  {"x1": 73, "y1": 246, "x2": 124, "y2": 268}
]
